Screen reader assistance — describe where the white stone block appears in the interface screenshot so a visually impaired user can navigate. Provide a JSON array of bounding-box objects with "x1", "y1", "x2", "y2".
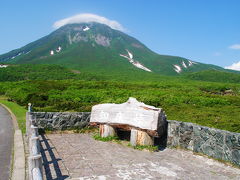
[{"x1": 90, "y1": 97, "x2": 166, "y2": 132}]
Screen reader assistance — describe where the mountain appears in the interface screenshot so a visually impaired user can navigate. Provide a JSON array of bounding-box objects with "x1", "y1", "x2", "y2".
[{"x1": 0, "y1": 22, "x2": 230, "y2": 76}]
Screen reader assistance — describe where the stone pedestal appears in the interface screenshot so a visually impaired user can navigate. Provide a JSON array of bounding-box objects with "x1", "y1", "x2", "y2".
[
  {"x1": 130, "y1": 129, "x2": 153, "y2": 146},
  {"x1": 100, "y1": 124, "x2": 116, "y2": 137}
]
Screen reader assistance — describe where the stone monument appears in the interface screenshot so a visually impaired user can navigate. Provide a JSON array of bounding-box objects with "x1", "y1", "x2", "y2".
[{"x1": 90, "y1": 97, "x2": 167, "y2": 146}]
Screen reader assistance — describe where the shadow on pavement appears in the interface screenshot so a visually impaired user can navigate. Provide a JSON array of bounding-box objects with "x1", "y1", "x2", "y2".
[{"x1": 39, "y1": 134, "x2": 69, "y2": 180}]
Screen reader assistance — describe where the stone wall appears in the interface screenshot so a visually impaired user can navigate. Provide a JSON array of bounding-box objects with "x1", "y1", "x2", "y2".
[
  {"x1": 31, "y1": 112, "x2": 91, "y2": 130},
  {"x1": 31, "y1": 112, "x2": 240, "y2": 166},
  {"x1": 167, "y1": 120, "x2": 240, "y2": 166}
]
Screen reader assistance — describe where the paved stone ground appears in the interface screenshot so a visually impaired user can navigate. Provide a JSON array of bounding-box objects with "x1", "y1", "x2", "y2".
[
  {"x1": 39, "y1": 134, "x2": 69, "y2": 180},
  {"x1": 40, "y1": 133, "x2": 240, "y2": 180},
  {"x1": 0, "y1": 105, "x2": 14, "y2": 180}
]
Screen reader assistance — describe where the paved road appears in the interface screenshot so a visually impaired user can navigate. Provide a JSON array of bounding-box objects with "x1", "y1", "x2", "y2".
[
  {"x1": 40, "y1": 133, "x2": 240, "y2": 180},
  {"x1": 0, "y1": 105, "x2": 14, "y2": 180}
]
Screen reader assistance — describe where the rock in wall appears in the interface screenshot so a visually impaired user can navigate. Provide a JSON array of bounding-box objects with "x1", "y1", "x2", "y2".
[
  {"x1": 167, "y1": 120, "x2": 240, "y2": 166},
  {"x1": 31, "y1": 112, "x2": 91, "y2": 130}
]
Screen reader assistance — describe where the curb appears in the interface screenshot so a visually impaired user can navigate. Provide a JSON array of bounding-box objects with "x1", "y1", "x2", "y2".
[
  {"x1": 0, "y1": 103, "x2": 25, "y2": 180},
  {"x1": 12, "y1": 130, "x2": 25, "y2": 180}
]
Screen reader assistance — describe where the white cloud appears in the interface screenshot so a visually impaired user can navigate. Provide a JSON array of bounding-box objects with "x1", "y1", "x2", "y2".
[
  {"x1": 53, "y1": 13, "x2": 126, "y2": 32},
  {"x1": 225, "y1": 61, "x2": 240, "y2": 71},
  {"x1": 229, "y1": 44, "x2": 240, "y2": 50}
]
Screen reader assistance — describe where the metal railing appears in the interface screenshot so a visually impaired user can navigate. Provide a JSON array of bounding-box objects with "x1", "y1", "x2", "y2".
[{"x1": 26, "y1": 104, "x2": 43, "y2": 180}]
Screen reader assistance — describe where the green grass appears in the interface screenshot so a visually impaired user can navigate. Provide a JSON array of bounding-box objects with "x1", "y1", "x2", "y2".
[
  {"x1": 73, "y1": 126, "x2": 98, "y2": 133},
  {"x1": 93, "y1": 133, "x2": 158, "y2": 152},
  {"x1": 127, "y1": 143, "x2": 159, "y2": 152},
  {"x1": 41, "y1": 126, "x2": 98, "y2": 134},
  {"x1": 93, "y1": 134, "x2": 120, "y2": 142},
  {"x1": 0, "y1": 96, "x2": 27, "y2": 133}
]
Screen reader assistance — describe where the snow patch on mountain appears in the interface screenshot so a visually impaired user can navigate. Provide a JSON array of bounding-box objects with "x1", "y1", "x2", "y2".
[
  {"x1": 188, "y1": 60, "x2": 197, "y2": 66},
  {"x1": 173, "y1": 60, "x2": 198, "y2": 73},
  {"x1": 0, "y1": 64, "x2": 8, "y2": 68},
  {"x1": 120, "y1": 54, "x2": 133, "y2": 63},
  {"x1": 120, "y1": 49, "x2": 152, "y2": 72},
  {"x1": 188, "y1": 60, "x2": 193, "y2": 66},
  {"x1": 182, "y1": 61, "x2": 187, "y2": 68},
  {"x1": 10, "y1": 52, "x2": 23, "y2": 59},
  {"x1": 132, "y1": 61, "x2": 152, "y2": 72},
  {"x1": 56, "y1": 46, "x2": 62, "y2": 52},
  {"x1": 174, "y1": 65, "x2": 182, "y2": 73},
  {"x1": 126, "y1": 49, "x2": 133, "y2": 59},
  {"x1": 83, "y1": 26, "x2": 90, "y2": 31},
  {"x1": 50, "y1": 46, "x2": 62, "y2": 55}
]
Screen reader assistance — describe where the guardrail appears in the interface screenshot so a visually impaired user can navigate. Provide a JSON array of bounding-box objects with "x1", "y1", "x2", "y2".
[{"x1": 26, "y1": 103, "x2": 43, "y2": 180}]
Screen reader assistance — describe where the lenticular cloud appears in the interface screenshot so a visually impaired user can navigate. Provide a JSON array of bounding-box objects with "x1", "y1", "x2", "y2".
[{"x1": 53, "y1": 13, "x2": 125, "y2": 32}]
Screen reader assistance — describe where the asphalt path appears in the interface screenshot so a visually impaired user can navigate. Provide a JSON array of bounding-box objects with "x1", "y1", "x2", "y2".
[{"x1": 0, "y1": 105, "x2": 14, "y2": 180}]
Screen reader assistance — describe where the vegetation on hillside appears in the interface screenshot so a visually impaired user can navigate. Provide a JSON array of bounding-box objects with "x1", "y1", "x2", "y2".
[
  {"x1": 0, "y1": 64, "x2": 169, "y2": 82},
  {"x1": 0, "y1": 79, "x2": 239, "y2": 133},
  {"x1": 184, "y1": 70, "x2": 240, "y2": 83},
  {"x1": 0, "y1": 64, "x2": 80, "y2": 81},
  {"x1": 2, "y1": 64, "x2": 240, "y2": 83}
]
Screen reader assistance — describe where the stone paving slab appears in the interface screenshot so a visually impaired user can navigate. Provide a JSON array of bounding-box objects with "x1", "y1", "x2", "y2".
[{"x1": 42, "y1": 133, "x2": 240, "y2": 180}]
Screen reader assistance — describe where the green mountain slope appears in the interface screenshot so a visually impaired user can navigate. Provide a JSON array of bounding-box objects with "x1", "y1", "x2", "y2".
[
  {"x1": 183, "y1": 70, "x2": 240, "y2": 83},
  {"x1": 0, "y1": 64, "x2": 184, "y2": 83},
  {"x1": 0, "y1": 64, "x2": 80, "y2": 81},
  {"x1": 0, "y1": 22, "x2": 231, "y2": 76}
]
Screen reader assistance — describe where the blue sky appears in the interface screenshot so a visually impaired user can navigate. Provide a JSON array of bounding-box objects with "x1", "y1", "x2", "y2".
[{"x1": 1, "y1": 0, "x2": 240, "y2": 69}]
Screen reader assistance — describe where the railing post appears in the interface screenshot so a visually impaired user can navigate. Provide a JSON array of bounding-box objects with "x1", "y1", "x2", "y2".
[
  {"x1": 26, "y1": 103, "x2": 32, "y2": 136},
  {"x1": 32, "y1": 167, "x2": 43, "y2": 180},
  {"x1": 30, "y1": 125, "x2": 39, "y2": 138},
  {"x1": 28, "y1": 103, "x2": 32, "y2": 112},
  {"x1": 28, "y1": 155, "x2": 43, "y2": 180}
]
